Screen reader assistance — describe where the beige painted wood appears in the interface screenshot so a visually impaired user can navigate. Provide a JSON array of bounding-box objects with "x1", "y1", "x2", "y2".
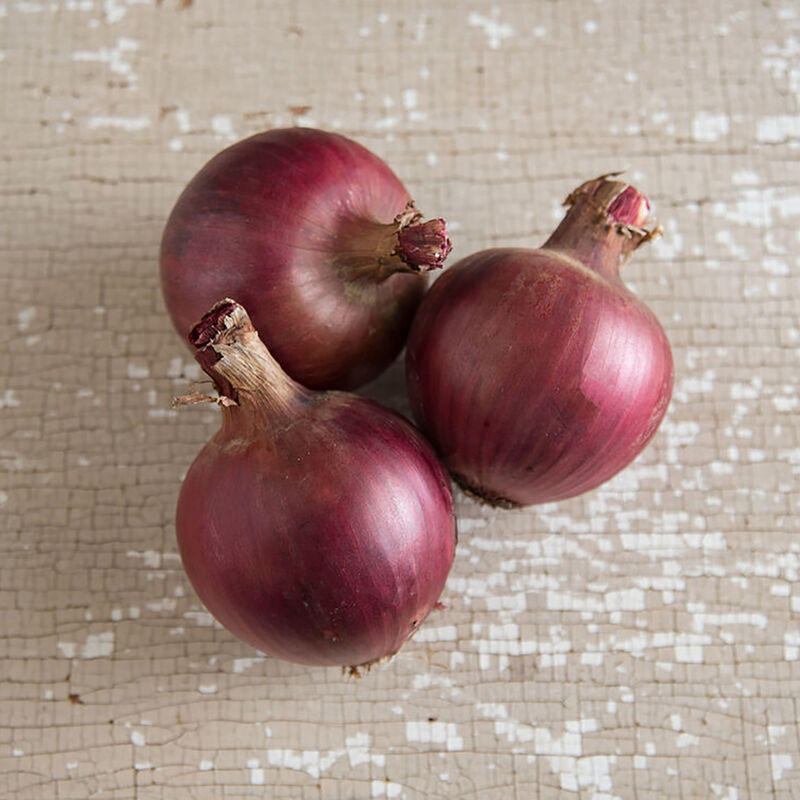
[{"x1": 2, "y1": 1, "x2": 799, "y2": 797}]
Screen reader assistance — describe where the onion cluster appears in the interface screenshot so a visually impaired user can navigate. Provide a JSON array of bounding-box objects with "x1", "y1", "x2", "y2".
[{"x1": 164, "y1": 129, "x2": 673, "y2": 669}]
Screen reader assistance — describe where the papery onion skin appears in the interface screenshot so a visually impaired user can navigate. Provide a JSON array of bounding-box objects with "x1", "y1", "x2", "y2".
[
  {"x1": 405, "y1": 176, "x2": 674, "y2": 508},
  {"x1": 175, "y1": 300, "x2": 456, "y2": 668},
  {"x1": 160, "y1": 127, "x2": 451, "y2": 391}
]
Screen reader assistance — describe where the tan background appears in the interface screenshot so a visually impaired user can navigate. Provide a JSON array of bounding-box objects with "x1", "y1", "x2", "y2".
[{"x1": 2, "y1": 0, "x2": 800, "y2": 797}]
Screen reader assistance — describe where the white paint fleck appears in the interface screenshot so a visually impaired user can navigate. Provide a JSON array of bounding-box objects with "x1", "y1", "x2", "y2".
[
  {"x1": 89, "y1": 115, "x2": 150, "y2": 131},
  {"x1": 371, "y1": 779, "x2": 403, "y2": 798},
  {"x1": 211, "y1": 114, "x2": 237, "y2": 141},
  {"x1": 651, "y1": 109, "x2": 675, "y2": 135},
  {"x1": 763, "y1": 256, "x2": 790, "y2": 275},
  {"x1": 198, "y1": 684, "x2": 217, "y2": 694},
  {"x1": 584, "y1": 19, "x2": 598, "y2": 34},
  {"x1": 716, "y1": 229, "x2": 748, "y2": 259},
  {"x1": 757, "y1": 115, "x2": 800, "y2": 144},
  {"x1": 127, "y1": 549, "x2": 161, "y2": 568},
  {"x1": 127, "y1": 362, "x2": 149, "y2": 379},
  {"x1": 82, "y1": 632, "x2": 114, "y2": 658},
  {"x1": 168, "y1": 138, "x2": 184, "y2": 152},
  {"x1": 266, "y1": 747, "x2": 340, "y2": 779},
  {"x1": 774, "y1": 395, "x2": 799, "y2": 412},
  {"x1": 692, "y1": 111, "x2": 730, "y2": 142},
  {"x1": 763, "y1": 36, "x2": 800, "y2": 103},
  {"x1": 651, "y1": 218, "x2": 683, "y2": 259},
  {"x1": 166, "y1": 357, "x2": 185, "y2": 378},
  {"x1": 675, "y1": 642, "x2": 704, "y2": 663},
  {"x1": 784, "y1": 630, "x2": 800, "y2": 660},
  {"x1": 714, "y1": 187, "x2": 800, "y2": 228},
  {"x1": 246, "y1": 759, "x2": 264, "y2": 784},
  {"x1": 131, "y1": 731, "x2": 146, "y2": 746},
  {"x1": 401, "y1": 88, "x2": 418, "y2": 109},
  {"x1": 546, "y1": 587, "x2": 644, "y2": 614},
  {"x1": 346, "y1": 732, "x2": 386, "y2": 768},
  {"x1": 551, "y1": 754, "x2": 614, "y2": 794},
  {"x1": 232, "y1": 656, "x2": 263, "y2": 673},
  {"x1": 1, "y1": 389, "x2": 20, "y2": 408},
  {"x1": 567, "y1": 719, "x2": 598, "y2": 734},
  {"x1": 105, "y1": 0, "x2": 128, "y2": 24},
  {"x1": 677, "y1": 732, "x2": 701, "y2": 748},
  {"x1": 468, "y1": 11, "x2": 514, "y2": 49},
  {"x1": 198, "y1": 760, "x2": 214, "y2": 771},
  {"x1": 248, "y1": 766, "x2": 265, "y2": 784},
  {"x1": 692, "y1": 612, "x2": 767, "y2": 633},
  {"x1": 147, "y1": 597, "x2": 177, "y2": 612},
  {"x1": 405, "y1": 720, "x2": 463, "y2": 751},
  {"x1": 57, "y1": 640, "x2": 77, "y2": 658},
  {"x1": 174, "y1": 108, "x2": 191, "y2": 133},
  {"x1": 374, "y1": 115, "x2": 400, "y2": 130},
  {"x1": 458, "y1": 518, "x2": 488, "y2": 534},
  {"x1": 73, "y1": 37, "x2": 140, "y2": 83},
  {"x1": 772, "y1": 753, "x2": 793, "y2": 781},
  {"x1": 17, "y1": 306, "x2": 35, "y2": 331},
  {"x1": 769, "y1": 725, "x2": 788, "y2": 744},
  {"x1": 184, "y1": 610, "x2": 216, "y2": 627},
  {"x1": 732, "y1": 169, "x2": 759, "y2": 186},
  {"x1": 413, "y1": 624, "x2": 457, "y2": 642}
]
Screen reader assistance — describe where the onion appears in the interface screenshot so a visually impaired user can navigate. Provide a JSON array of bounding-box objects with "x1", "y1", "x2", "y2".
[
  {"x1": 405, "y1": 175, "x2": 674, "y2": 508},
  {"x1": 174, "y1": 299, "x2": 456, "y2": 668},
  {"x1": 161, "y1": 127, "x2": 452, "y2": 390}
]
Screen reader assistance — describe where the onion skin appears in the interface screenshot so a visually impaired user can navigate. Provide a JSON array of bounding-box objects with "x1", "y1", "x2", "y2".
[
  {"x1": 160, "y1": 127, "x2": 451, "y2": 390},
  {"x1": 174, "y1": 300, "x2": 456, "y2": 668},
  {"x1": 406, "y1": 176, "x2": 674, "y2": 508}
]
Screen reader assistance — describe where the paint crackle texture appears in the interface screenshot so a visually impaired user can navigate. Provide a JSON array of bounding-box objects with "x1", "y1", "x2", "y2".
[{"x1": 2, "y1": 1, "x2": 799, "y2": 798}]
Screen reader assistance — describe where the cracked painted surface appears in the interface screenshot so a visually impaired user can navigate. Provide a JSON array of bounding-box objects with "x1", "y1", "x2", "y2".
[{"x1": 2, "y1": 0, "x2": 800, "y2": 797}]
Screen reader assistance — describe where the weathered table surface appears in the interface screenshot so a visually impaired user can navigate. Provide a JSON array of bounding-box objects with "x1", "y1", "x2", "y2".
[{"x1": 3, "y1": 1, "x2": 800, "y2": 797}]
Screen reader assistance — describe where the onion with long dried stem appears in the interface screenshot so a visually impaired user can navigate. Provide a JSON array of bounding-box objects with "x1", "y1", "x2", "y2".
[
  {"x1": 406, "y1": 175, "x2": 674, "y2": 508},
  {"x1": 174, "y1": 300, "x2": 457, "y2": 668}
]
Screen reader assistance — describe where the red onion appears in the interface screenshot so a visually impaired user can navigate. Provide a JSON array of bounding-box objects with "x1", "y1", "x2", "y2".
[
  {"x1": 405, "y1": 175, "x2": 674, "y2": 508},
  {"x1": 174, "y1": 300, "x2": 456, "y2": 668},
  {"x1": 161, "y1": 127, "x2": 452, "y2": 390}
]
